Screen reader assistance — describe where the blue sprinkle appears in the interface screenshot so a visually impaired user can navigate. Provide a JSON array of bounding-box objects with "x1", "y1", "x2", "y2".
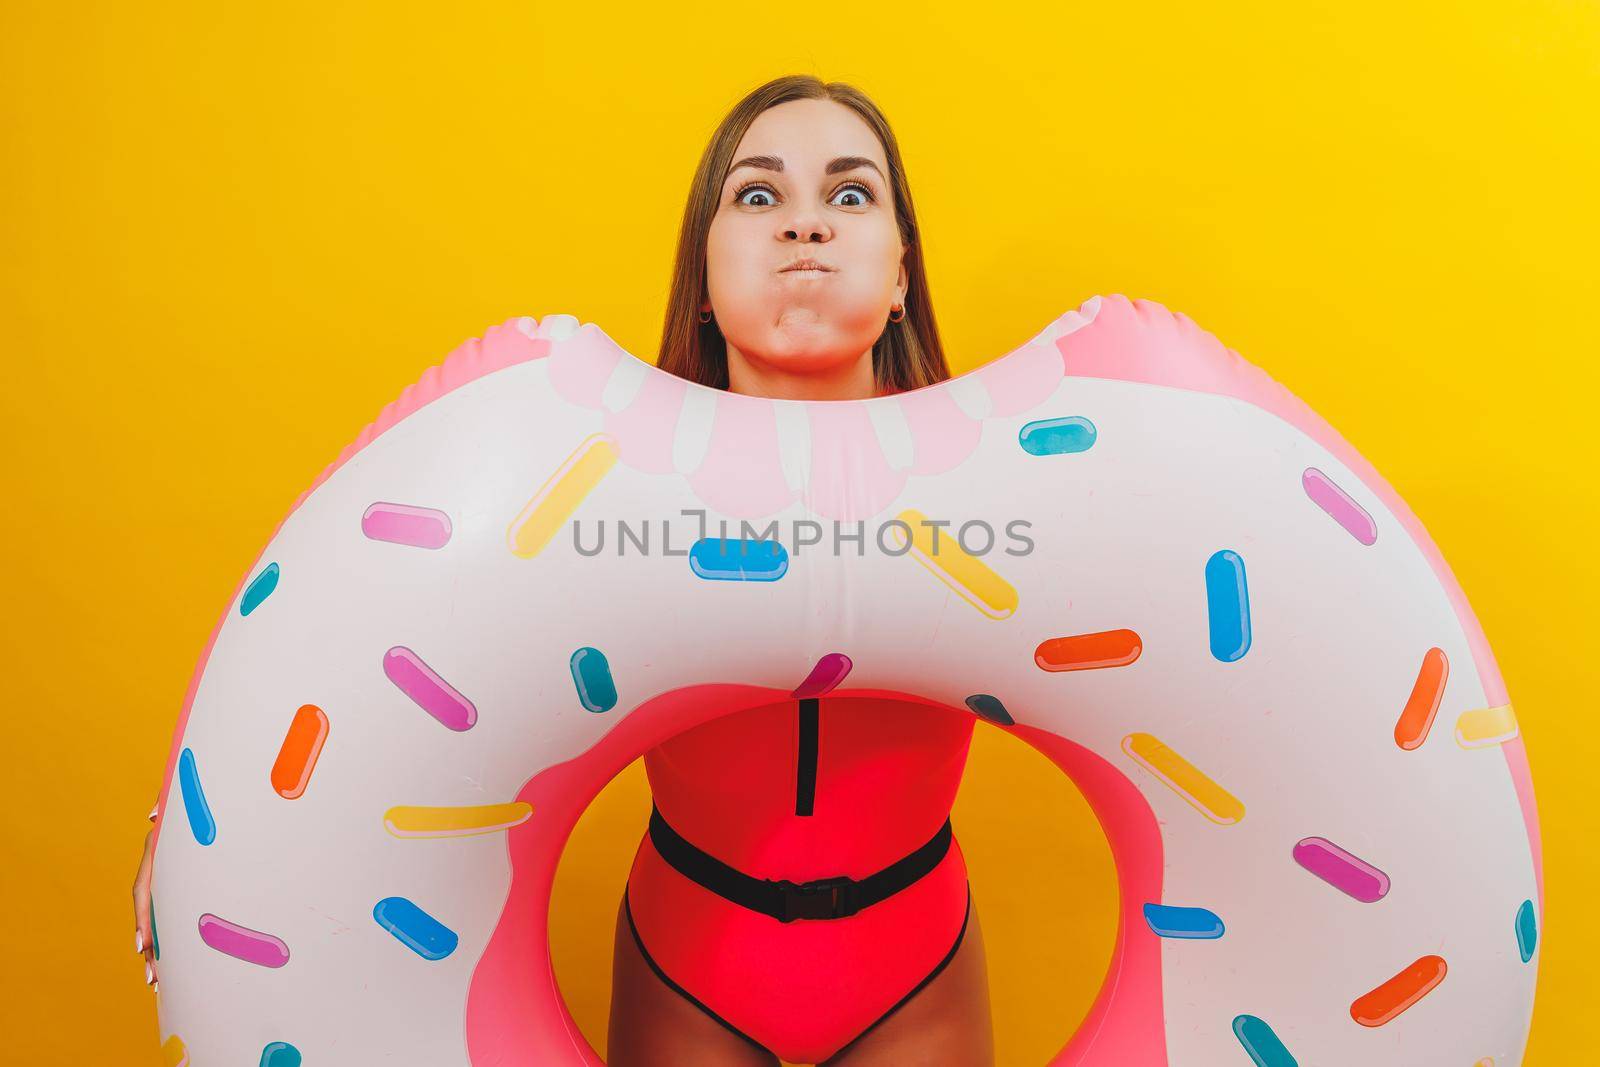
[
  {"x1": 964, "y1": 694, "x2": 1014, "y2": 726},
  {"x1": 1516, "y1": 898, "x2": 1538, "y2": 962},
  {"x1": 689, "y1": 537, "x2": 788, "y2": 581},
  {"x1": 151, "y1": 891, "x2": 160, "y2": 961},
  {"x1": 1142, "y1": 903, "x2": 1225, "y2": 939},
  {"x1": 1205, "y1": 549, "x2": 1252, "y2": 662},
  {"x1": 178, "y1": 747, "x2": 216, "y2": 845},
  {"x1": 1018, "y1": 416, "x2": 1097, "y2": 456},
  {"x1": 373, "y1": 896, "x2": 458, "y2": 961},
  {"x1": 241, "y1": 562, "x2": 280, "y2": 616},
  {"x1": 570, "y1": 646, "x2": 618, "y2": 713},
  {"x1": 260, "y1": 1043, "x2": 302, "y2": 1067},
  {"x1": 1233, "y1": 1014, "x2": 1297, "y2": 1066}
]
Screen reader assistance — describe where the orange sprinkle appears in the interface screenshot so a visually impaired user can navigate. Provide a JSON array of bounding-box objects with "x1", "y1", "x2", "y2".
[
  {"x1": 1394, "y1": 647, "x2": 1449, "y2": 750},
  {"x1": 272, "y1": 704, "x2": 330, "y2": 800},
  {"x1": 1350, "y1": 954, "x2": 1447, "y2": 1027},
  {"x1": 1035, "y1": 629, "x2": 1142, "y2": 672}
]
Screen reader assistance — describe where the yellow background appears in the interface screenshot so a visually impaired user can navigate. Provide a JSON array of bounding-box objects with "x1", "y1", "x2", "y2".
[{"x1": 3, "y1": 1, "x2": 1594, "y2": 1063}]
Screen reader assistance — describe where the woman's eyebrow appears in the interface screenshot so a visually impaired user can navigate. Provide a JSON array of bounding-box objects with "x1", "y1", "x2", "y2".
[{"x1": 726, "y1": 155, "x2": 884, "y2": 179}]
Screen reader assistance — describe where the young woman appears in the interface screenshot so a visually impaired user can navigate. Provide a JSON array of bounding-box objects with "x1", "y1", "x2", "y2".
[
  {"x1": 604, "y1": 77, "x2": 995, "y2": 1066},
  {"x1": 130, "y1": 73, "x2": 995, "y2": 1066}
]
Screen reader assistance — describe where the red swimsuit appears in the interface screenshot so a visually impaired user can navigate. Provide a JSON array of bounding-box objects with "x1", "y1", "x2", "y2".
[{"x1": 623, "y1": 694, "x2": 976, "y2": 1064}]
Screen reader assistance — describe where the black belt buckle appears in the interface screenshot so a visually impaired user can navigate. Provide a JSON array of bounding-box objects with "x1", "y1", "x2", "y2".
[{"x1": 773, "y1": 875, "x2": 859, "y2": 923}]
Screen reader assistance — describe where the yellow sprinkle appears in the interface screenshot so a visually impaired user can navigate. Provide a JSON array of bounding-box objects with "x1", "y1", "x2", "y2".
[
  {"x1": 384, "y1": 802, "x2": 534, "y2": 838},
  {"x1": 891, "y1": 508, "x2": 1018, "y2": 619},
  {"x1": 1122, "y1": 732, "x2": 1245, "y2": 825},
  {"x1": 1456, "y1": 704, "x2": 1518, "y2": 748},
  {"x1": 509, "y1": 433, "x2": 619, "y2": 558},
  {"x1": 161, "y1": 1035, "x2": 189, "y2": 1067}
]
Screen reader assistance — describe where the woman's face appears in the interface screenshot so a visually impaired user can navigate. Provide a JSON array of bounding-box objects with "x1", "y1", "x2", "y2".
[{"x1": 704, "y1": 98, "x2": 906, "y2": 399}]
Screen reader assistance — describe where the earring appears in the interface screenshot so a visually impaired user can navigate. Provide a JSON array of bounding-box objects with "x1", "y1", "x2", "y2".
[
  {"x1": 698, "y1": 308, "x2": 713, "y2": 324},
  {"x1": 888, "y1": 303, "x2": 906, "y2": 323}
]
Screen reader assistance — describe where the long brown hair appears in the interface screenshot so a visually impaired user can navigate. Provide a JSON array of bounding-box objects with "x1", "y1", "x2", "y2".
[{"x1": 656, "y1": 75, "x2": 950, "y2": 396}]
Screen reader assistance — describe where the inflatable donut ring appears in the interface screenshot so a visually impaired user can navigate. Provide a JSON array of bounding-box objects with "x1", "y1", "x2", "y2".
[{"x1": 148, "y1": 294, "x2": 1541, "y2": 1066}]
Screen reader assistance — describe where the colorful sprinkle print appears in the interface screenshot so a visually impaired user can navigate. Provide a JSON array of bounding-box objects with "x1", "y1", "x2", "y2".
[
  {"x1": 1122, "y1": 732, "x2": 1245, "y2": 825},
  {"x1": 508, "y1": 433, "x2": 618, "y2": 558},
  {"x1": 1292, "y1": 837, "x2": 1390, "y2": 902},
  {"x1": 240, "y1": 562, "x2": 279, "y2": 616},
  {"x1": 1516, "y1": 899, "x2": 1538, "y2": 962},
  {"x1": 791, "y1": 652, "x2": 853, "y2": 698},
  {"x1": 1142, "y1": 903, "x2": 1224, "y2": 939},
  {"x1": 964, "y1": 694, "x2": 1014, "y2": 725},
  {"x1": 1204, "y1": 549, "x2": 1251, "y2": 662},
  {"x1": 1302, "y1": 467, "x2": 1377, "y2": 545},
  {"x1": 178, "y1": 747, "x2": 215, "y2": 846},
  {"x1": 688, "y1": 537, "x2": 789, "y2": 581},
  {"x1": 362, "y1": 502, "x2": 453, "y2": 549},
  {"x1": 385, "y1": 802, "x2": 533, "y2": 838},
  {"x1": 892, "y1": 507, "x2": 1017, "y2": 619},
  {"x1": 1035, "y1": 629, "x2": 1142, "y2": 671},
  {"x1": 373, "y1": 896, "x2": 458, "y2": 960},
  {"x1": 271, "y1": 704, "x2": 329, "y2": 800},
  {"x1": 198, "y1": 912, "x2": 290, "y2": 968},
  {"x1": 1018, "y1": 415, "x2": 1097, "y2": 456},
  {"x1": 1232, "y1": 1015, "x2": 1296, "y2": 1066},
  {"x1": 1456, "y1": 704, "x2": 1519, "y2": 748},
  {"x1": 1394, "y1": 647, "x2": 1449, "y2": 750},
  {"x1": 383, "y1": 646, "x2": 477, "y2": 731},
  {"x1": 162, "y1": 302, "x2": 1544, "y2": 1063},
  {"x1": 570, "y1": 646, "x2": 618, "y2": 712},
  {"x1": 1350, "y1": 954, "x2": 1447, "y2": 1026},
  {"x1": 259, "y1": 1042, "x2": 302, "y2": 1067}
]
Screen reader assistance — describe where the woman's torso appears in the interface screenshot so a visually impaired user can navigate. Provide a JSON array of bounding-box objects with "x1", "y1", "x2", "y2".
[
  {"x1": 641, "y1": 694, "x2": 975, "y2": 879},
  {"x1": 622, "y1": 696, "x2": 977, "y2": 1062}
]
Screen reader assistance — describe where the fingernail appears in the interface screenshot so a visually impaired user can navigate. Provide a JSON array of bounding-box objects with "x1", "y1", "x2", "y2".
[
  {"x1": 145, "y1": 960, "x2": 153, "y2": 984},
  {"x1": 135, "y1": 929, "x2": 144, "y2": 954},
  {"x1": 152, "y1": 981, "x2": 159, "y2": 995}
]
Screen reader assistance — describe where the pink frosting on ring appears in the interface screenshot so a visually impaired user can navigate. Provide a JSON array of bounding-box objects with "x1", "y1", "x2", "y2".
[{"x1": 543, "y1": 322, "x2": 1071, "y2": 521}]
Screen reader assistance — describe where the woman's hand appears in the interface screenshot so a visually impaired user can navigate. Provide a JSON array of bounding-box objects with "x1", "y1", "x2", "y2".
[{"x1": 132, "y1": 827, "x2": 158, "y2": 991}]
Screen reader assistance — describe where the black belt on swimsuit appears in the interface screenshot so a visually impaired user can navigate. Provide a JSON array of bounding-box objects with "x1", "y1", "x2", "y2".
[{"x1": 647, "y1": 801, "x2": 953, "y2": 924}]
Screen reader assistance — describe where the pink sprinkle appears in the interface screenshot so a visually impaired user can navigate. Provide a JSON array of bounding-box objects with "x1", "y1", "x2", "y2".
[
  {"x1": 1303, "y1": 468, "x2": 1378, "y2": 545},
  {"x1": 1293, "y1": 837, "x2": 1390, "y2": 902},
  {"x1": 362, "y1": 502, "x2": 453, "y2": 549},
  {"x1": 384, "y1": 646, "x2": 477, "y2": 731},
  {"x1": 197, "y1": 913, "x2": 290, "y2": 968},
  {"x1": 791, "y1": 653, "x2": 853, "y2": 698}
]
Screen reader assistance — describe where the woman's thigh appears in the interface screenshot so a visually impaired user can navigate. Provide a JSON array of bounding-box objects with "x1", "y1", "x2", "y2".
[
  {"x1": 821, "y1": 892, "x2": 995, "y2": 1067},
  {"x1": 606, "y1": 895, "x2": 780, "y2": 1067}
]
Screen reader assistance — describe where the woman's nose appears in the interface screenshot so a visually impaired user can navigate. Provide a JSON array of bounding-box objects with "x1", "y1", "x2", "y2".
[{"x1": 778, "y1": 207, "x2": 830, "y2": 243}]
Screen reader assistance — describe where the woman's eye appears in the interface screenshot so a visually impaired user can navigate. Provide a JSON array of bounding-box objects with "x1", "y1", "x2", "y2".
[{"x1": 831, "y1": 182, "x2": 873, "y2": 207}]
